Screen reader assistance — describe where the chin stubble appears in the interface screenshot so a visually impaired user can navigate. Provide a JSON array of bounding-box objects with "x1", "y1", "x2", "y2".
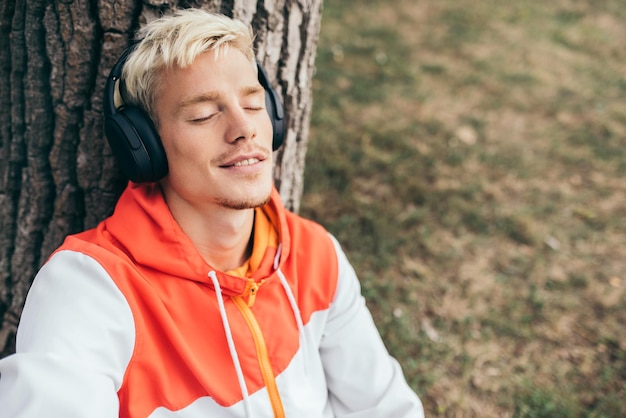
[{"x1": 214, "y1": 193, "x2": 271, "y2": 210}]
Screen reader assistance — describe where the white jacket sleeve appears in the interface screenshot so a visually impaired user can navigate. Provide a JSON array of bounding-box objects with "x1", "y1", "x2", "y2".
[
  {"x1": 321, "y1": 236, "x2": 424, "y2": 418},
  {"x1": 0, "y1": 250, "x2": 135, "y2": 418}
]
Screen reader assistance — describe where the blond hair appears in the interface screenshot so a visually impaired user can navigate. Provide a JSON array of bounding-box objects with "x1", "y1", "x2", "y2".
[{"x1": 121, "y1": 9, "x2": 255, "y2": 124}]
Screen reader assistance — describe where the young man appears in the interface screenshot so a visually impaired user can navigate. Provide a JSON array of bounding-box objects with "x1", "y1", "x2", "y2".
[{"x1": 0, "y1": 9, "x2": 424, "y2": 418}]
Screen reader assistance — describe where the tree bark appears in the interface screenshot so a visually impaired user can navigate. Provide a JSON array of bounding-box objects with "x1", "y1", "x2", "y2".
[{"x1": 0, "y1": 0, "x2": 322, "y2": 358}]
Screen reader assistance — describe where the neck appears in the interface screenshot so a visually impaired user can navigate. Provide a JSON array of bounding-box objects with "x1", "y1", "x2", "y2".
[{"x1": 163, "y1": 191, "x2": 257, "y2": 272}]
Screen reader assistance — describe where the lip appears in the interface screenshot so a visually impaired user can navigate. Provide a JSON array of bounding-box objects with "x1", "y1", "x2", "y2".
[{"x1": 218, "y1": 151, "x2": 268, "y2": 168}]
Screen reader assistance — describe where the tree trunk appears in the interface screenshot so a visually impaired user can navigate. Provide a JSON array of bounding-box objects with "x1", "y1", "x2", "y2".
[{"x1": 0, "y1": 0, "x2": 322, "y2": 358}]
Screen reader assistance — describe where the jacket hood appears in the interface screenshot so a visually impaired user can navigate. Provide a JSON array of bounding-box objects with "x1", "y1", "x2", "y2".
[{"x1": 102, "y1": 182, "x2": 291, "y2": 296}]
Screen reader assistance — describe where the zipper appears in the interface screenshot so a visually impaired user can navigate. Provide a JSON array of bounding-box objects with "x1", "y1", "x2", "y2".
[
  {"x1": 245, "y1": 279, "x2": 265, "y2": 307},
  {"x1": 232, "y1": 289, "x2": 285, "y2": 418}
]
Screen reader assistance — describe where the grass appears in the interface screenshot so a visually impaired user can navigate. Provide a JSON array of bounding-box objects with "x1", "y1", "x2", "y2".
[{"x1": 300, "y1": 0, "x2": 626, "y2": 415}]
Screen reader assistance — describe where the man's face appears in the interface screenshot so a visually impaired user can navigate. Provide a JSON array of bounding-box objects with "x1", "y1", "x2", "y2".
[{"x1": 155, "y1": 48, "x2": 275, "y2": 211}]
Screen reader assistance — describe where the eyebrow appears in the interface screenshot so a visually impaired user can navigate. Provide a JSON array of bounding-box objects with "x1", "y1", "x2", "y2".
[
  {"x1": 241, "y1": 85, "x2": 265, "y2": 97},
  {"x1": 178, "y1": 92, "x2": 220, "y2": 110}
]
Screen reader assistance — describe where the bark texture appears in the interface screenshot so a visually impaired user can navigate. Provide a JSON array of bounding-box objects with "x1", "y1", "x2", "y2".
[{"x1": 0, "y1": 0, "x2": 322, "y2": 358}]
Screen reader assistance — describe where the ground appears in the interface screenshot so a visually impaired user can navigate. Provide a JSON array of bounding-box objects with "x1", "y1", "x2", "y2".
[{"x1": 301, "y1": 0, "x2": 626, "y2": 416}]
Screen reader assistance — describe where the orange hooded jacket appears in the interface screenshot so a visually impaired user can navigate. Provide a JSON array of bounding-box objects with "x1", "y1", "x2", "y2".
[{"x1": 0, "y1": 183, "x2": 423, "y2": 417}]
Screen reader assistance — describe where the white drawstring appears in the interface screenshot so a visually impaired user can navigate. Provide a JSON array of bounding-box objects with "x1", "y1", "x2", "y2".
[
  {"x1": 208, "y1": 271, "x2": 252, "y2": 418},
  {"x1": 272, "y1": 243, "x2": 282, "y2": 271},
  {"x1": 276, "y1": 268, "x2": 309, "y2": 375},
  {"x1": 273, "y1": 245, "x2": 309, "y2": 375}
]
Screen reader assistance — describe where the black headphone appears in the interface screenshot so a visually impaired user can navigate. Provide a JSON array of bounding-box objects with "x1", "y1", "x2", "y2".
[{"x1": 103, "y1": 45, "x2": 285, "y2": 183}]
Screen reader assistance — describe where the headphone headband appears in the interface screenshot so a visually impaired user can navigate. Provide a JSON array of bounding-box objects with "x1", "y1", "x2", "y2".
[{"x1": 103, "y1": 46, "x2": 135, "y2": 118}]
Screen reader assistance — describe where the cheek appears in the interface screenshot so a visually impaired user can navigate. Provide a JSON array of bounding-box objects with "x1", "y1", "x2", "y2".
[
  {"x1": 160, "y1": 125, "x2": 207, "y2": 157},
  {"x1": 260, "y1": 115, "x2": 275, "y2": 145}
]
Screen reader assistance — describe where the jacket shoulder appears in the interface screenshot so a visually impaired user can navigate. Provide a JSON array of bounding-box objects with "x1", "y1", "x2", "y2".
[{"x1": 281, "y1": 212, "x2": 340, "y2": 321}]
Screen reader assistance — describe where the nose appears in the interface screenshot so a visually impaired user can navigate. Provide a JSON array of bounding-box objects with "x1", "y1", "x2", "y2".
[{"x1": 225, "y1": 105, "x2": 256, "y2": 145}]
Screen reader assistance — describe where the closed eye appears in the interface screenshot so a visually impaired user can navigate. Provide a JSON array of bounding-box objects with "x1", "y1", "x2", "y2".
[
  {"x1": 189, "y1": 113, "x2": 218, "y2": 124},
  {"x1": 241, "y1": 85, "x2": 266, "y2": 112}
]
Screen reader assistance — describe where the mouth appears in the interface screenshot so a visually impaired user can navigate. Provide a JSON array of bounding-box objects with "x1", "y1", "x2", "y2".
[
  {"x1": 228, "y1": 157, "x2": 261, "y2": 167},
  {"x1": 218, "y1": 151, "x2": 267, "y2": 169}
]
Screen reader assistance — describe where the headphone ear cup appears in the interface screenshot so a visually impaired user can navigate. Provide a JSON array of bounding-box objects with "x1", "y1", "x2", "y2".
[
  {"x1": 104, "y1": 105, "x2": 168, "y2": 183},
  {"x1": 265, "y1": 90, "x2": 285, "y2": 151},
  {"x1": 256, "y1": 63, "x2": 285, "y2": 151}
]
